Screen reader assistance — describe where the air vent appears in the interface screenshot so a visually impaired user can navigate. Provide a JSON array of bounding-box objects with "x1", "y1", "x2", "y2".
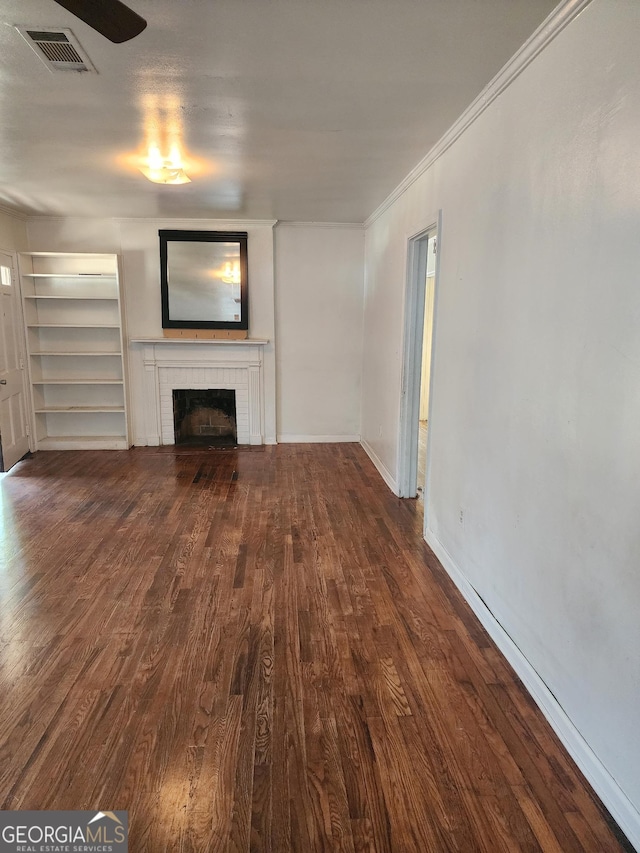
[{"x1": 15, "y1": 26, "x2": 97, "y2": 73}]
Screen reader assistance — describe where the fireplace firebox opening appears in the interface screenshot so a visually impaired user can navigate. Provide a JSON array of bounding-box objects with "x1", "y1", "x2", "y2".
[{"x1": 172, "y1": 389, "x2": 237, "y2": 446}]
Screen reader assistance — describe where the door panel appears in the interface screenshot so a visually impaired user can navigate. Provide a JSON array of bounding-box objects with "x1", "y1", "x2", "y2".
[{"x1": 0, "y1": 252, "x2": 30, "y2": 470}]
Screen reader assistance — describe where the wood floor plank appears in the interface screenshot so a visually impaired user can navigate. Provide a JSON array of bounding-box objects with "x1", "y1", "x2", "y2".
[{"x1": 0, "y1": 444, "x2": 633, "y2": 852}]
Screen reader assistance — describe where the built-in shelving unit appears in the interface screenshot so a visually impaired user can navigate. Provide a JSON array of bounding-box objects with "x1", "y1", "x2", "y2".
[{"x1": 19, "y1": 252, "x2": 130, "y2": 451}]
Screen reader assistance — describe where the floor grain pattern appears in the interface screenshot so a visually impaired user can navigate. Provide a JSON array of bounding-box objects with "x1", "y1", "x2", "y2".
[{"x1": 0, "y1": 444, "x2": 632, "y2": 852}]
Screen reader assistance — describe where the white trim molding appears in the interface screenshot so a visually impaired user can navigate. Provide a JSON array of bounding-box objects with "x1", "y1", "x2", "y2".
[
  {"x1": 365, "y1": 0, "x2": 594, "y2": 227},
  {"x1": 278, "y1": 434, "x2": 361, "y2": 443},
  {"x1": 361, "y1": 439, "x2": 399, "y2": 495},
  {"x1": 275, "y1": 221, "x2": 365, "y2": 230},
  {"x1": 0, "y1": 204, "x2": 28, "y2": 220},
  {"x1": 25, "y1": 216, "x2": 279, "y2": 228},
  {"x1": 425, "y1": 528, "x2": 640, "y2": 853}
]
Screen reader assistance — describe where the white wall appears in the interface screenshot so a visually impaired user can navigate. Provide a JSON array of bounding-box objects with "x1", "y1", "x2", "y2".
[
  {"x1": 25, "y1": 217, "x2": 277, "y2": 444},
  {"x1": 275, "y1": 224, "x2": 364, "y2": 441},
  {"x1": 24, "y1": 217, "x2": 366, "y2": 446},
  {"x1": 362, "y1": 0, "x2": 640, "y2": 844},
  {"x1": 0, "y1": 208, "x2": 28, "y2": 254}
]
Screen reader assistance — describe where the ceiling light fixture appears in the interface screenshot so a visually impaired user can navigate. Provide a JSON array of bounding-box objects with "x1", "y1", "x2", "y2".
[{"x1": 140, "y1": 144, "x2": 191, "y2": 185}]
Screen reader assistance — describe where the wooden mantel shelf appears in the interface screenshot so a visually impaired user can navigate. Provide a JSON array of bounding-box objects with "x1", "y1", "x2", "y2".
[{"x1": 129, "y1": 338, "x2": 269, "y2": 345}]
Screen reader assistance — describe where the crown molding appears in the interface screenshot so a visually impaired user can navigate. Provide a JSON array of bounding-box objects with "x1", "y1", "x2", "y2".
[
  {"x1": 118, "y1": 217, "x2": 279, "y2": 228},
  {"x1": 275, "y1": 221, "x2": 365, "y2": 230},
  {"x1": 25, "y1": 215, "x2": 279, "y2": 228},
  {"x1": 365, "y1": 0, "x2": 594, "y2": 228},
  {"x1": 0, "y1": 203, "x2": 28, "y2": 221}
]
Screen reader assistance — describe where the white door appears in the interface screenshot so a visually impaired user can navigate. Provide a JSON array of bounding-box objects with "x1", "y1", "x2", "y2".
[{"x1": 0, "y1": 251, "x2": 30, "y2": 470}]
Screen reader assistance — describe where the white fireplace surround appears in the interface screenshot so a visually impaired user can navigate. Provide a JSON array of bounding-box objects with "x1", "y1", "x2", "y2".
[{"x1": 131, "y1": 339, "x2": 268, "y2": 445}]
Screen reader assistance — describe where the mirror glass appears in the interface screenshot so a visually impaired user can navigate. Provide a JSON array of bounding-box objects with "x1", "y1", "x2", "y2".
[{"x1": 160, "y1": 230, "x2": 248, "y2": 330}]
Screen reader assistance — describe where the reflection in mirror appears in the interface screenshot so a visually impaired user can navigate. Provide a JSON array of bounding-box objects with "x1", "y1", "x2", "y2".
[
  {"x1": 168, "y1": 241, "x2": 241, "y2": 323},
  {"x1": 160, "y1": 230, "x2": 248, "y2": 330}
]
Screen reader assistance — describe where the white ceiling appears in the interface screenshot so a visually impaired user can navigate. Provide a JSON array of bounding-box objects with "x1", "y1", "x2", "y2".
[{"x1": 0, "y1": 0, "x2": 559, "y2": 223}]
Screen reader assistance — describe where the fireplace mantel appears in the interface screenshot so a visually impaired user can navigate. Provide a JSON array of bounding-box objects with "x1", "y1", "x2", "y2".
[
  {"x1": 130, "y1": 338, "x2": 269, "y2": 446},
  {"x1": 130, "y1": 338, "x2": 269, "y2": 346}
]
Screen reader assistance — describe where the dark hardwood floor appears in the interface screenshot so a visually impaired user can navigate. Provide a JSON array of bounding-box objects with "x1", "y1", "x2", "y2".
[{"x1": 0, "y1": 444, "x2": 632, "y2": 852}]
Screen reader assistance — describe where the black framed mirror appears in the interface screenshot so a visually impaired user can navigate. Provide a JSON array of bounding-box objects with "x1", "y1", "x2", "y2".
[{"x1": 160, "y1": 230, "x2": 248, "y2": 330}]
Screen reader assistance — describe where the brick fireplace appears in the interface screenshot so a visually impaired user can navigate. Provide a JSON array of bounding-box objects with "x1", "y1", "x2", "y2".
[{"x1": 131, "y1": 339, "x2": 267, "y2": 446}]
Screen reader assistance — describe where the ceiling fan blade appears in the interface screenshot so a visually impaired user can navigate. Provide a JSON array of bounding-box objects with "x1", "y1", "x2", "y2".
[{"x1": 52, "y1": 0, "x2": 147, "y2": 43}]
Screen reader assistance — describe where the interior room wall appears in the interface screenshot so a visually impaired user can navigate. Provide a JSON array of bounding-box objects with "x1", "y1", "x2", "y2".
[
  {"x1": 0, "y1": 208, "x2": 28, "y2": 253},
  {"x1": 274, "y1": 223, "x2": 364, "y2": 441},
  {"x1": 361, "y1": 0, "x2": 640, "y2": 842},
  {"x1": 23, "y1": 217, "x2": 365, "y2": 446},
  {"x1": 25, "y1": 216, "x2": 277, "y2": 444}
]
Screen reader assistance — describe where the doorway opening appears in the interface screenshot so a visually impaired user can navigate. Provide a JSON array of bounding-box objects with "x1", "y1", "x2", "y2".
[
  {"x1": 398, "y1": 221, "x2": 439, "y2": 515},
  {"x1": 0, "y1": 251, "x2": 30, "y2": 471},
  {"x1": 416, "y1": 232, "x2": 437, "y2": 500}
]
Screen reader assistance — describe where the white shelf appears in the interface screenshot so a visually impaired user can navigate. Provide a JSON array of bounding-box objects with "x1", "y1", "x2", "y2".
[
  {"x1": 27, "y1": 324, "x2": 120, "y2": 329},
  {"x1": 37, "y1": 436, "x2": 129, "y2": 451},
  {"x1": 24, "y1": 252, "x2": 117, "y2": 259},
  {"x1": 22, "y1": 273, "x2": 116, "y2": 279},
  {"x1": 20, "y1": 251, "x2": 130, "y2": 452},
  {"x1": 32, "y1": 379, "x2": 124, "y2": 385},
  {"x1": 35, "y1": 405, "x2": 125, "y2": 413},
  {"x1": 24, "y1": 295, "x2": 118, "y2": 301},
  {"x1": 30, "y1": 351, "x2": 121, "y2": 356}
]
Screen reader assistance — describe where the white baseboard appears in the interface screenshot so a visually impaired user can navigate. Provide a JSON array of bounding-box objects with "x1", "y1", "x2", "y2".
[
  {"x1": 133, "y1": 435, "x2": 160, "y2": 446},
  {"x1": 360, "y1": 439, "x2": 399, "y2": 495},
  {"x1": 277, "y1": 434, "x2": 360, "y2": 443},
  {"x1": 425, "y1": 528, "x2": 640, "y2": 852}
]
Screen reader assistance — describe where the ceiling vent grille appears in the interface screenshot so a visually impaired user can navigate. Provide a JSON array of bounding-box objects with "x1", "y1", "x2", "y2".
[{"x1": 15, "y1": 26, "x2": 97, "y2": 73}]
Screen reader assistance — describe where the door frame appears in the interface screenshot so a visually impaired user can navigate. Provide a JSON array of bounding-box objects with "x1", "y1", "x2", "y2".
[
  {"x1": 397, "y1": 213, "x2": 441, "y2": 514},
  {"x1": 0, "y1": 247, "x2": 32, "y2": 468}
]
